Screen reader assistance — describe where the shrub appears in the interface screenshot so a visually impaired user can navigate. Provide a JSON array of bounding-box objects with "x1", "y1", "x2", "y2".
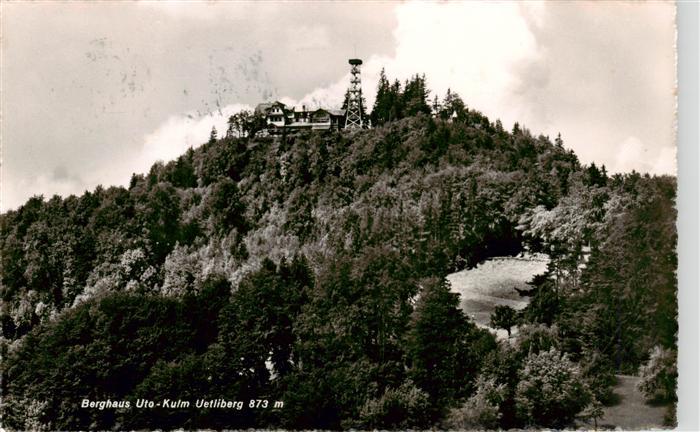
[
  {"x1": 357, "y1": 381, "x2": 432, "y2": 429},
  {"x1": 581, "y1": 350, "x2": 616, "y2": 404},
  {"x1": 515, "y1": 323, "x2": 560, "y2": 356},
  {"x1": 515, "y1": 348, "x2": 592, "y2": 428},
  {"x1": 444, "y1": 376, "x2": 506, "y2": 430},
  {"x1": 638, "y1": 345, "x2": 677, "y2": 403}
]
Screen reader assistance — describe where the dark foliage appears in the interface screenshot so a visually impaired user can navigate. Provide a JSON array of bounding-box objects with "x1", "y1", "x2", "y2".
[
  {"x1": 0, "y1": 74, "x2": 676, "y2": 430},
  {"x1": 490, "y1": 305, "x2": 518, "y2": 337}
]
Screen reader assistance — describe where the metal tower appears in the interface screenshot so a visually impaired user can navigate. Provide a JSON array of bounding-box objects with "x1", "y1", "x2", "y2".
[{"x1": 345, "y1": 58, "x2": 364, "y2": 130}]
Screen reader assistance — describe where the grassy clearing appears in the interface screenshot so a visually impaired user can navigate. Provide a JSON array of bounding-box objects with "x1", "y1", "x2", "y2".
[
  {"x1": 579, "y1": 374, "x2": 670, "y2": 430},
  {"x1": 446, "y1": 254, "x2": 549, "y2": 338}
]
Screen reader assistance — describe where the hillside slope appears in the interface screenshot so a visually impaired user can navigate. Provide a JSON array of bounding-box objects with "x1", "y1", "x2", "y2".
[{"x1": 1, "y1": 110, "x2": 677, "y2": 430}]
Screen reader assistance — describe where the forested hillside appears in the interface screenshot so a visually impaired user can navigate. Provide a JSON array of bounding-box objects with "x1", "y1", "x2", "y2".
[{"x1": 1, "y1": 76, "x2": 677, "y2": 430}]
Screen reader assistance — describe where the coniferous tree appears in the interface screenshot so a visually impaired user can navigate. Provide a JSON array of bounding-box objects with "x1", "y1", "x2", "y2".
[
  {"x1": 407, "y1": 278, "x2": 492, "y2": 412},
  {"x1": 555, "y1": 132, "x2": 564, "y2": 147},
  {"x1": 431, "y1": 94, "x2": 440, "y2": 116},
  {"x1": 388, "y1": 79, "x2": 403, "y2": 121},
  {"x1": 440, "y1": 88, "x2": 466, "y2": 120},
  {"x1": 402, "y1": 74, "x2": 431, "y2": 117},
  {"x1": 371, "y1": 68, "x2": 392, "y2": 125}
]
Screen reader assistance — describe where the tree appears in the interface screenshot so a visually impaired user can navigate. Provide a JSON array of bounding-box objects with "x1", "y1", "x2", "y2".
[
  {"x1": 439, "y1": 88, "x2": 466, "y2": 121},
  {"x1": 402, "y1": 74, "x2": 430, "y2": 117},
  {"x1": 580, "y1": 397, "x2": 604, "y2": 431},
  {"x1": 555, "y1": 132, "x2": 564, "y2": 147},
  {"x1": 407, "y1": 277, "x2": 493, "y2": 409},
  {"x1": 515, "y1": 348, "x2": 592, "y2": 428},
  {"x1": 445, "y1": 375, "x2": 506, "y2": 430},
  {"x1": 246, "y1": 111, "x2": 268, "y2": 137},
  {"x1": 579, "y1": 176, "x2": 677, "y2": 371},
  {"x1": 490, "y1": 305, "x2": 518, "y2": 337},
  {"x1": 138, "y1": 182, "x2": 182, "y2": 264},
  {"x1": 584, "y1": 162, "x2": 607, "y2": 187},
  {"x1": 165, "y1": 151, "x2": 198, "y2": 188},
  {"x1": 227, "y1": 110, "x2": 254, "y2": 138},
  {"x1": 431, "y1": 94, "x2": 440, "y2": 116},
  {"x1": 209, "y1": 125, "x2": 218, "y2": 143},
  {"x1": 371, "y1": 68, "x2": 392, "y2": 125},
  {"x1": 357, "y1": 381, "x2": 432, "y2": 429},
  {"x1": 2, "y1": 292, "x2": 198, "y2": 430},
  {"x1": 203, "y1": 177, "x2": 248, "y2": 235},
  {"x1": 219, "y1": 256, "x2": 311, "y2": 380},
  {"x1": 638, "y1": 346, "x2": 677, "y2": 403},
  {"x1": 388, "y1": 79, "x2": 403, "y2": 121}
]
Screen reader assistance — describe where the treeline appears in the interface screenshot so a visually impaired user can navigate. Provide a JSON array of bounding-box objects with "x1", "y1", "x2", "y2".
[
  {"x1": 505, "y1": 167, "x2": 678, "y2": 426},
  {"x1": 1, "y1": 72, "x2": 676, "y2": 429},
  {"x1": 370, "y1": 69, "x2": 490, "y2": 129}
]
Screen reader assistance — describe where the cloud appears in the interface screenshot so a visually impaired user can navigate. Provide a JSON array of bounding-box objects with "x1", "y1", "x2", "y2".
[
  {"x1": 612, "y1": 136, "x2": 677, "y2": 176},
  {"x1": 2, "y1": 1, "x2": 400, "y2": 212},
  {"x1": 1, "y1": 105, "x2": 251, "y2": 212},
  {"x1": 135, "y1": 104, "x2": 251, "y2": 174},
  {"x1": 652, "y1": 146, "x2": 677, "y2": 176},
  {"x1": 220, "y1": 1, "x2": 544, "y2": 144},
  {"x1": 506, "y1": 2, "x2": 676, "y2": 174},
  {"x1": 292, "y1": 2, "x2": 538, "y2": 127},
  {"x1": 118, "y1": 0, "x2": 675, "y2": 190},
  {"x1": 69, "y1": 103, "x2": 254, "y2": 199},
  {"x1": 287, "y1": 25, "x2": 331, "y2": 52},
  {"x1": 2, "y1": 173, "x2": 85, "y2": 211},
  {"x1": 289, "y1": 1, "x2": 676, "y2": 176}
]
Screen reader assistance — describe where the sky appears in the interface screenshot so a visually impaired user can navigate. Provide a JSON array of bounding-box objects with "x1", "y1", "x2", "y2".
[{"x1": 1, "y1": 1, "x2": 676, "y2": 212}]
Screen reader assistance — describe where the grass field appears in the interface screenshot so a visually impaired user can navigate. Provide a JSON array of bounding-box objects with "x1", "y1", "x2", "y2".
[
  {"x1": 579, "y1": 375, "x2": 670, "y2": 430},
  {"x1": 446, "y1": 254, "x2": 549, "y2": 338}
]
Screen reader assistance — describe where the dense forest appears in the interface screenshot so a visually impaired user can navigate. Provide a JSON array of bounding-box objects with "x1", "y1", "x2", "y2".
[{"x1": 1, "y1": 72, "x2": 677, "y2": 430}]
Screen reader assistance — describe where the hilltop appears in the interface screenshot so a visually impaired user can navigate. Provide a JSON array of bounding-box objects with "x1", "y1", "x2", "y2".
[{"x1": 1, "y1": 81, "x2": 677, "y2": 430}]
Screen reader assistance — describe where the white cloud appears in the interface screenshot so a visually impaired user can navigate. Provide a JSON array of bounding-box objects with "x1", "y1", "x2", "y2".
[
  {"x1": 290, "y1": 1, "x2": 676, "y2": 177},
  {"x1": 614, "y1": 136, "x2": 651, "y2": 173},
  {"x1": 2, "y1": 174, "x2": 84, "y2": 211},
  {"x1": 1, "y1": 105, "x2": 250, "y2": 212},
  {"x1": 127, "y1": 1, "x2": 675, "y2": 186},
  {"x1": 293, "y1": 2, "x2": 538, "y2": 128},
  {"x1": 652, "y1": 146, "x2": 677, "y2": 176},
  {"x1": 612, "y1": 136, "x2": 677, "y2": 176},
  {"x1": 287, "y1": 25, "x2": 331, "y2": 52},
  {"x1": 135, "y1": 103, "x2": 251, "y2": 174}
]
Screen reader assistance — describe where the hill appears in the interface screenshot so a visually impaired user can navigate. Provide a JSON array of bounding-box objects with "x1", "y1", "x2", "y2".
[{"x1": 1, "y1": 91, "x2": 677, "y2": 430}]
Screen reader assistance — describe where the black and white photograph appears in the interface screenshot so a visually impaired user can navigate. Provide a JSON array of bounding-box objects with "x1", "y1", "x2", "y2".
[{"x1": 0, "y1": 1, "x2": 688, "y2": 430}]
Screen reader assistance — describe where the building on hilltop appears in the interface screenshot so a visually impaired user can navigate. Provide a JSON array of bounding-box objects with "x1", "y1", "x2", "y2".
[
  {"x1": 254, "y1": 102, "x2": 346, "y2": 134},
  {"x1": 253, "y1": 58, "x2": 365, "y2": 135}
]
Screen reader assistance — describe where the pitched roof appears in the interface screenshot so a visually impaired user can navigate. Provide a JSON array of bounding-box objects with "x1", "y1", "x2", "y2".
[
  {"x1": 312, "y1": 108, "x2": 345, "y2": 116},
  {"x1": 254, "y1": 102, "x2": 273, "y2": 114},
  {"x1": 255, "y1": 101, "x2": 288, "y2": 113}
]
